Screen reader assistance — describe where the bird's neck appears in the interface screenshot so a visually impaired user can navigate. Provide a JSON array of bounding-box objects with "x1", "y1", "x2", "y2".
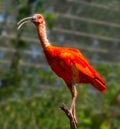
[{"x1": 37, "y1": 24, "x2": 50, "y2": 49}]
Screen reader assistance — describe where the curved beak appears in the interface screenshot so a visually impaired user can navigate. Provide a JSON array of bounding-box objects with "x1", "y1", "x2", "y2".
[{"x1": 17, "y1": 16, "x2": 35, "y2": 30}]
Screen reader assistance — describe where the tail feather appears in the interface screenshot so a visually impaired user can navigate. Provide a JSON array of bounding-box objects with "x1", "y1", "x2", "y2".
[{"x1": 92, "y1": 78, "x2": 107, "y2": 92}]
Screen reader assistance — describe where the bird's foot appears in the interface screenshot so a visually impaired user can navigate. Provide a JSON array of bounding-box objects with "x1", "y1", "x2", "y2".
[{"x1": 69, "y1": 109, "x2": 78, "y2": 125}]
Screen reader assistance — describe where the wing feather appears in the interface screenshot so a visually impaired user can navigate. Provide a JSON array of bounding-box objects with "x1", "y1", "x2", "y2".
[{"x1": 59, "y1": 47, "x2": 106, "y2": 84}]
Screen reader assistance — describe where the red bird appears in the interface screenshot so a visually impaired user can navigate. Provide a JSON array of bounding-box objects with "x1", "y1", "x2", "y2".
[{"x1": 17, "y1": 14, "x2": 107, "y2": 124}]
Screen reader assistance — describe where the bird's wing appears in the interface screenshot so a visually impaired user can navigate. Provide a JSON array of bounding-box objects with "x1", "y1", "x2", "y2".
[
  {"x1": 59, "y1": 48, "x2": 93, "y2": 76},
  {"x1": 59, "y1": 47, "x2": 106, "y2": 84},
  {"x1": 59, "y1": 47, "x2": 107, "y2": 92}
]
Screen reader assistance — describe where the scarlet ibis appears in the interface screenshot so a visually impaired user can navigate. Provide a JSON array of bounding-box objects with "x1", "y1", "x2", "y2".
[{"x1": 17, "y1": 14, "x2": 107, "y2": 124}]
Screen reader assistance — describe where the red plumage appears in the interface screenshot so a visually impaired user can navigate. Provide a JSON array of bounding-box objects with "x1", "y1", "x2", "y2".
[{"x1": 44, "y1": 45, "x2": 106, "y2": 92}]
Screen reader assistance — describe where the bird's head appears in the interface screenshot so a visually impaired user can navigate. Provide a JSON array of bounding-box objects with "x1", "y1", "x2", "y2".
[{"x1": 17, "y1": 14, "x2": 45, "y2": 29}]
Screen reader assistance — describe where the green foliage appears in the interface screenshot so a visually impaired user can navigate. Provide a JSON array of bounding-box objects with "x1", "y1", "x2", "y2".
[
  {"x1": 0, "y1": 87, "x2": 70, "y2": 129},
  {"x1": 45, "y1": 13, "x2": 56, "y2": 29},
  {"x1": 0, "y1": 64, "x2": 120, "y2": 129}
]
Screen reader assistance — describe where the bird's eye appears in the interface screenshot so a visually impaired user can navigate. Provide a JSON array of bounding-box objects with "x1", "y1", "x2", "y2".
[{"x1": 38, "y1": 16, "x2": 41, "y2": 19}]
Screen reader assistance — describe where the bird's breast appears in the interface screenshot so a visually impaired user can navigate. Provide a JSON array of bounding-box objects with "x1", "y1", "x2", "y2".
[{"x1": 45, "y1": 54, "x2": 73, "y2": 82}]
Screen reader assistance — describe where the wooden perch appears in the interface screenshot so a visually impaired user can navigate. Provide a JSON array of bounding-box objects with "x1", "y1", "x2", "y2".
[{"x1": 59, "y1": 103, "x2": 78, "y2": 129}]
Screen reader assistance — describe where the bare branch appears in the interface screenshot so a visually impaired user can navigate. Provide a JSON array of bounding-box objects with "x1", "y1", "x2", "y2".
[{"x1": 59, "y1": 103, "x2": 78, "y2": 129}]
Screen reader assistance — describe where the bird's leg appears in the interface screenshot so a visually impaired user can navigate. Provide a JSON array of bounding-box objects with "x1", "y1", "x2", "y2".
[{"x1": 69, "y1": 85, "x2": 78, "y2": 124}]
